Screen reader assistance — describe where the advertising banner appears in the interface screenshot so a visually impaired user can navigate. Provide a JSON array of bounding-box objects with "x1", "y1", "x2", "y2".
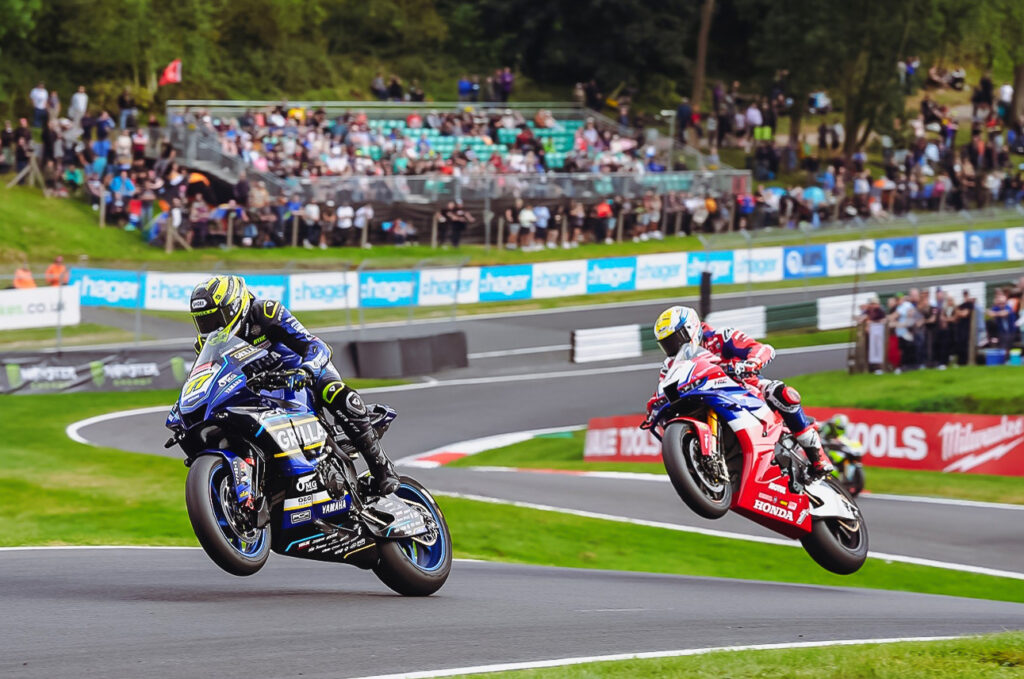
[
  {"x1": 686, "y1": 251, "x2": 734, "y2": 286},
  {"x1": 70, "y1": 268, "x2": 143, "y2": 308},
  {"x1": 805, "y1": 407, "x2": 1024, "y2": 477},
  {"x1": 1, "y1": 349, "x2": 194, "y2": 394},
  {"x1": 1006, "y1": 227, "x2": 1024, "y2": 261},
  {"x1": 0, "y1": 286, "x2": 81, "y2": 330},
  {"x1": 826, "y1": 239, "x2": 876, "y2": 277},
  {"x1": 417, "y1": 267, "x2": 481, "y2": 306},
  {"x1": 733, "y1": 247, "x2": 784, "y2": 283},
  {"x1": 634, "y1": 253, "x2": 688, "y2": 290},
  {"x1": 783, "y1": 245, "x2": 827, "y2": 279},
  {"x1": 874, "y1": 237, "x2": 918, "y2": 271},
  {"x1": 144, "y1": 271, "x2": 211, "y2": 311},
  {"x1": 289, "y1": 272, "x2": 358, "y2": 311},
  {"x1": 966, "y1": 229, "x2": 1007, "y2": 263},
  {"x1": 478, "y1": 265, "x2": 533, "y2": 301},
  {"x1": 583, "y1": 414, "x2": 662, "y2": 463},
  {"x1": 917, "y1": 231, "x2": 966, "y2": 269},
  {"x1": 359, "y1": 270, "x2": 417, "y2": 308},
  {"x1": 586, "y1": 257, "x2": 637, "y2": 294},
  {"x1": 532, "y1": 260, "x2": 587, "y2": 299},
  {"x1": 585, "y1": 406, "x2": 1024, "y2": 477},
  {"x1": 245, "y1": 274, "x2": 290, "y2": 305}
]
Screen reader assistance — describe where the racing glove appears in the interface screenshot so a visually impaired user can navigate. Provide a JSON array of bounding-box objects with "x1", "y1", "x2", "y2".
[
  {"x1": 283, "y1": 368, "x2": 311, "y2": 391},
  {"x1": 732, "y1": 360, "x2": 761, "y2": 377}
]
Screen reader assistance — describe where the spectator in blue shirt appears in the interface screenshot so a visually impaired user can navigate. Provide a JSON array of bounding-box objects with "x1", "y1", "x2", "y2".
[
  {"x1": 988, "y1": 289, "x2": 1018, "y2": 350},
  {"x1": 457, "y1": 76, "x2": 473, "y2": 102}
]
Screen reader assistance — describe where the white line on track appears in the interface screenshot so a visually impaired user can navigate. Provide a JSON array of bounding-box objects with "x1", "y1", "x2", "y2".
[
  {"x1": 862, "y1": 492, "x2": 1024, "y2": 512},
  {"x1": 346, "y1": 636, "x2": 963, "y2": 679},
  {"x1": 439, "y1": 492, "x2": 1024, "y2": 580},
  {"x1": 468, "y1": 345, "x2": 571, "y2": 359}
]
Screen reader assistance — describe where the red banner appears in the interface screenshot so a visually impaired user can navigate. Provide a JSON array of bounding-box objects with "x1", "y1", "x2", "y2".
[
  {"x1": 805, "y1": 407, "x2": 1024, "y2": 477},
  {"x1": 584, "y1": 415, "x2": 662, "y2": 463},
  {"x1": 586, "y1": 409, "x2": 1024, "y2": 476}
]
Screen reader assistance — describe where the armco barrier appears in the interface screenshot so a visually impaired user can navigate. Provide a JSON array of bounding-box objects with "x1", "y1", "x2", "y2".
[
  {"x1": 584, "y1": 408, "x2": 1024, "y2": 477},
  {"x1": 66, "y1": 226, "x2": 1024, "y2": 313},
  {"x1": 353, "y1": 331, "x2": 468, "y2": 378}
]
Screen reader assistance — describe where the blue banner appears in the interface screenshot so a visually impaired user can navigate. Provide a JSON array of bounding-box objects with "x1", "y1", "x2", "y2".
[
  {"x1": 686, "y1": 251, "x2": 734, "y2": 285},
  {"x1": 783, "y1": 245, "x2": 827, "y2": 279},
  {"x1": 874, "y1": 237, "x2": 917, "y2": 271},
  {"x1": 359, "y1": 271, "x2": 417, "y2": 308},
  {"x1": 245, "y1": 274, "x2": 290, "y2": 307},
  {"x1": 69, "y1": 267, "x2": 143, "y2": 308},
  {"x1": 966, "y1": 230, "x2": 1007, "y2": 263},
  {"x1": 478, "y1": 265, "x2": 533, "y2": 301},
  {"x1": 586, "y1": 257, "x2": 637, "y2": 293}
]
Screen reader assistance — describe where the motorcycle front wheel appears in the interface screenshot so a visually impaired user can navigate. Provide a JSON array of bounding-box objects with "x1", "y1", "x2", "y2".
[
  {"x1": 662, "y1": 422, "x2": 732, "y2": 519},
  {"x1": 847, "y1": 464, "x2": 865, "y2": 496},
  {"x1": 373, "y1": 477, "x2": 452, "y2": 596},
  {"x1": 800, "y1": 478, "x2": 869, "y2": 575},
  {"x1": 185, "y1": 455, "x2": 270, "y2": 576}
]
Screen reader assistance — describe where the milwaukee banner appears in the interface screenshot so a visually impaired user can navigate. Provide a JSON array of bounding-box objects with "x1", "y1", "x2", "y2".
[
  {"x1": 587, "y1": 408, "x2": 1024, "y2": 476},
  {"x1": 805, "y1": 407, "x2": 1024, "y2": 477},
  {"x1": 583, "y1": 415, "x2": 662, "y2": 463}
]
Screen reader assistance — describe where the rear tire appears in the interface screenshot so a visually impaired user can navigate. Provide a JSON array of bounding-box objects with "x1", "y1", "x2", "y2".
[
  {"x1": 662, "y1": 422, "x2": 732, "y2": 519},
  {"x1": 800, "y1": 479, "x2": 868, "y2": 575},
  {"x1": 185, "y1": 455, "x2": 270, "y2": 576},
  {"x1": 373, "y1": 477, "x2": 452, "y2": 596}
]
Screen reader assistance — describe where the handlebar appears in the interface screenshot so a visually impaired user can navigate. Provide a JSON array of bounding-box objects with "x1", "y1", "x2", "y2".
[{"x1": 249, "y1": 368, "x2": 308, "y2": 391}]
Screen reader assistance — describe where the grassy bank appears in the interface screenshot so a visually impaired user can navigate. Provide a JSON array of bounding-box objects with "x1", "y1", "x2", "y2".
[
  {"x1": 2, "y1": 390, "x2": 1023, "y2": 603},
  {"x1": 788, "y1": 366, "x2": 1024, "y2": 415},
  {"x1": 454, "y1": 632, "x2": 1024, "y2": 679},
  {"x1": 0, "y1": 323, "x2": 143, "y2": 350},
  {"x1": 448, "y1": 421, "x2": 1024, "y2": 505}
]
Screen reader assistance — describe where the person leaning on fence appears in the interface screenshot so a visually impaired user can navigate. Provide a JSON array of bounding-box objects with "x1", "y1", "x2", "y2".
[
  {"x1": 12, "y1": 262, "x2": 35, "y2": 289},
  {"x1": 44, "y1": 256, "x2": 69, "y2": 286}
]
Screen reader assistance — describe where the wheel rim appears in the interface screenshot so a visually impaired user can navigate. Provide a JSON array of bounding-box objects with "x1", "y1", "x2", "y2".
[
  {"x1": 208, "y1": 460, "x2": 267, "y2": 557},
  {"x1": 393, "y1": 483, "x2": 447, "y2": 572},
  {"x1": 683, "y1": 436, "x2": 727, "y2": 500}
]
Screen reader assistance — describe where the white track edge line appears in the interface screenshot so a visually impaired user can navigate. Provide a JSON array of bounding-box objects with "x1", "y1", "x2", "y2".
[
  {"x1": 437, "y1": 492, "x2": 1024, "y2": 580},
  {"x1": 346, "y1": 636, "x2": 965, "y2": 679}
]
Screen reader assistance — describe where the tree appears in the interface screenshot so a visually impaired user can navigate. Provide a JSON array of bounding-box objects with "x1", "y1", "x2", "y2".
[
  {"x1": 691, "y1": 0, "x2": 715, "y2": 113},
  {"x1": 977, "y1": 0, "x2": 1024, "y2": 127}
]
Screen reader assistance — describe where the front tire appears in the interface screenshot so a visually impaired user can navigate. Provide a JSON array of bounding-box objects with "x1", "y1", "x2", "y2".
[
  {"x1": 800, "y1": 479, "x2": 869, "y2": 575},
  {"x1": 847, "y1": 465, "x2": 865, "y2": 496},
  {"x1": 185, "y1": 455, "x2": 270, "y2": 576},
  {"x1": 662, "y1": 422, "x2": 732, "y2": 519},
  {"x1": 373, "y1": 477, "x2": 452, "y2": 596}
]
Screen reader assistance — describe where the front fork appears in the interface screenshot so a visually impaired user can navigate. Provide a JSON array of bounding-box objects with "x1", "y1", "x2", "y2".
[{"x1": 706, "y1": 409, "x2": 729, "y2": 481}]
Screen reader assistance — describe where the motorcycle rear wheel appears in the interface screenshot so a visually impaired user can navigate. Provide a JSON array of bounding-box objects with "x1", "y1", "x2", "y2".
[
  {"x1": 662, "y1": 422, "x2": 732, "y2": 519},
  {"x1": 373, "y1": 477, "x2": 452, "y2": 596},
  {"x1": 185, "y1": 455, "x2": 270, "y2": 576},
  {"x1": 800, "y1": 479, "x2": 868, "y2": 575},
  {"x1": 847, "y1": 465, "x2": 865, "y2": 496}
]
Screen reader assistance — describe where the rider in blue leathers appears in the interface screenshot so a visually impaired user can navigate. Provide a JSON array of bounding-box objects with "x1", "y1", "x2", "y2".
[{"x1": 185, "y1": 274, "x2": 400, "y2": 495}]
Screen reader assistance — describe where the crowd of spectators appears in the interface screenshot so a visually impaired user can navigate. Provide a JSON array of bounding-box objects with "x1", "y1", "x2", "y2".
[
  {"x1": 176, "y1": 102, "x2": 671, "y2": 184},
  {"x1": 858, "y1": 278, "x2": 1024, "y2": 373}
]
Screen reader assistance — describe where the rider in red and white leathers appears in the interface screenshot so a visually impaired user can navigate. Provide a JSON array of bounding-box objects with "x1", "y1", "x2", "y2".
[{"x1": 649, "y1": 305, "x2": 833, "y2": 477}]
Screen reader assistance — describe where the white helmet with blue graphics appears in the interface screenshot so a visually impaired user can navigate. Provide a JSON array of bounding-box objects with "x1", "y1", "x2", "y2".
[{"x1": 654, "y1": 305, "x2": 702, "y2": 356}]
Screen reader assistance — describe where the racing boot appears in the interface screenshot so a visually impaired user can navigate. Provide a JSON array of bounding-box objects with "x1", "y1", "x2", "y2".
[
  {"x1": 323, "y1": 381, "x2": 400, "y2": 496},
  {"x1": 795, "y1": 426, "x2": 834, "y2": 480}
]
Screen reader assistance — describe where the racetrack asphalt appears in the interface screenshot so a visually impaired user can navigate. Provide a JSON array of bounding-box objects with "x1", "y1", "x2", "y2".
[{"x1": 2, "y1": 549, "x2": 1023, "y2": 679}]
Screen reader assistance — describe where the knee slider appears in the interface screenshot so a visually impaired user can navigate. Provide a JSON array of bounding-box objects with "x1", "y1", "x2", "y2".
[
  {"x1": 765, "y1": 380, "x2": 801, "y2": 413},
  {"x1": 326, "y1": 382, "x2": 367, "y2": 419}
]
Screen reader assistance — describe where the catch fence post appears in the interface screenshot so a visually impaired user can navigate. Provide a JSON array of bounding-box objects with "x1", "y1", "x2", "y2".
[
  {"x1": 431, "y1": 213, "x2": 440, "y2": 249},
  {"x1": 55, "y1": 282, "x2": 64, "y2": 354},
  {"x1": 497, "y1": 217, "x2": 505, "y2": 249},
  {"x1": 226, "y1": 212, "x2": 235, "y2": 249},
  {"x1": 99, "y1": 191, "x2": 107, "y2": 228},
  {"x1": 291, "y1": 215, "x2": 299, "y2": 248},
  {"x1": 135, "y1": 265, "x2": 146, "y2": 345},
  {"x1": 616, "y1": 210, "x2": 625, "y2": 243},
  {"x1": 356, "y1": 260, "x2": 368, "y2": 331}
]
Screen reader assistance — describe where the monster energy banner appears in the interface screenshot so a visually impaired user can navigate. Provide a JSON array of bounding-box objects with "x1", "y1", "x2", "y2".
[{"x1": 1, "y1": 350, "x2": 195, "y2": 394}]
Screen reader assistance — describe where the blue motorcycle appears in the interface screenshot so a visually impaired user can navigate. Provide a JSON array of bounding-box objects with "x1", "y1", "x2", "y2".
[{"x1": 165, "y1": 330, "x2": 451, "y2": 596}]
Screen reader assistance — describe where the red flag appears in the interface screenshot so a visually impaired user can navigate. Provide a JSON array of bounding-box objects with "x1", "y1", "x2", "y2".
[{"x1": 158, "y1": 59, "x2": 182, "y2": 87}]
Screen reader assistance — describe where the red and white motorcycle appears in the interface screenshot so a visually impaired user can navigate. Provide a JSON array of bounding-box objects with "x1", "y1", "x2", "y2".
[{"x1": 643, "y1": 345, "x2": 868, "y2": 575}]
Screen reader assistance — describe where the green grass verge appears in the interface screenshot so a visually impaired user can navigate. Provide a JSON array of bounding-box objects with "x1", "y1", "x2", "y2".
[
  {"x1": 3, "y1": 183, "x2": 1024, "y2": 268},
  {"x1": 788, "y1": 366, "x2": 1024, "y2": 415},
  {"x1": 454, "y1": 632, "x2": 1024, "y2": 679},
  {"x1": 764, "y1": 327, "x2": 853, "y2": 349},
  {"x1": 0, "y1": 322, "x2": 145, "y2": 349},
  {"x1": 448, "y1": 426, "x2": 1024, "y2": 505},
  {"x1": 3, "y1": 389, "x2": 1022, "y2": 604}
]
